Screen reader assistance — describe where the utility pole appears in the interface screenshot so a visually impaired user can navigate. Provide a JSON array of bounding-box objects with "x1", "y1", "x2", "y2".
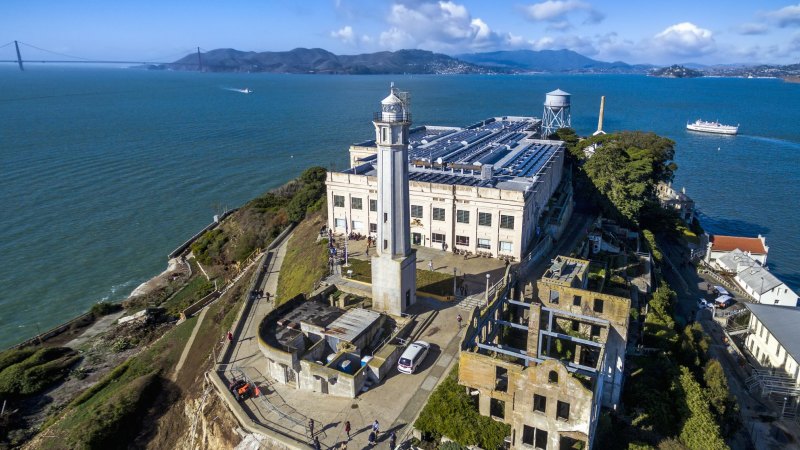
[
  {"x1": 453, "y1": 268, "x2": 457, "y2": 299},
  {"x1": 14, "y1": 41, "x2": 24, "y2": 71}
]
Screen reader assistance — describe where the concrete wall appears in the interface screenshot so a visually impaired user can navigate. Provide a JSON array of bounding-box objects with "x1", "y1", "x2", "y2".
[
  {"x1": 371, "y1": 253, "x2": 417, "y2": 316},
  {"x1": 535, "y1": 282, "x2": 631, "y2": 408},
  {"x1": 458, "y1": 352, "x2": 592, "y2": 450},
  {"x1": 298, "y1": 358, "x2": 369, "y2": 398}
]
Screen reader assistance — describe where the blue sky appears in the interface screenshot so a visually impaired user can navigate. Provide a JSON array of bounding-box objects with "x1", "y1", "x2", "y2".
[{"x1": 3, "y1": 0, "x2": 800, "y2": 64}]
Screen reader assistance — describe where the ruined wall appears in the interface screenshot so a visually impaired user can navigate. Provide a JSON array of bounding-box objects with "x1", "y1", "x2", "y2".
[
  {"x1": 510, "y1": 360, "x2": 591, "y2": 450},
  {"x1": 535, "y1": 282, "x2": 630, "y2": 335}
]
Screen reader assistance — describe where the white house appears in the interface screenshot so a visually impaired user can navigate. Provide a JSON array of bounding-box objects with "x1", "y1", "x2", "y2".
[
  {"x1": 706, "y1": 234, "x2": 768, "y2": 266},
  {"x1": 715, "y1": 250, "x2": 798, "y2": 307},
  {"x1": 744, "y1": 303, "x2": 800, "y2": 386}
]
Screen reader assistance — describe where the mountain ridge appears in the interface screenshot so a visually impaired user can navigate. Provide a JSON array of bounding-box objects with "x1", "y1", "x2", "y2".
[
  {"x1": 157, "y1": 47, "x2": 800, "y2": 77},
  {"x1": 164, "y1": 47, "x2": 493, "y2": 74}
]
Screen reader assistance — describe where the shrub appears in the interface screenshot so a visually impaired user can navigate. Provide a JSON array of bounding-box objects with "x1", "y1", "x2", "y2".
[
  {"x1": 0, "y1": 347, "x2": 80, "y2": 397},
  {"x1": 415, "y1": 366, "x2": 510, "y2": 450},
  {"x1": 676, "y1": 366, "x2": 728, "y2": 450},
  {"x1": 90, "y1": 301, "x2": 121, "y2": 318},
  {"x1": 0, "y1": 348, "x2": 37, "y2": 373}
]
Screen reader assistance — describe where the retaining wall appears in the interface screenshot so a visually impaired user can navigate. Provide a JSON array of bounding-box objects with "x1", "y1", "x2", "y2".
[
  {"x1": 168, "y1": 208, "x2": 238, "y2": 259},
  {"x1": 9, "y1": 312, "x2": 94, "y2": 350}
]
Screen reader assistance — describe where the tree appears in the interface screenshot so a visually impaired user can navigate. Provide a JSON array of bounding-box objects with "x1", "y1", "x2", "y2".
[
  {"x1": 676, "y1": 366, "x2": 728, "y2": 450},
  {"x1": 704, "y1": 359, "x2": 739, "y2": 435},
  {"x1": 577, "y1": 131, "x2": 677, "y2": 226}
]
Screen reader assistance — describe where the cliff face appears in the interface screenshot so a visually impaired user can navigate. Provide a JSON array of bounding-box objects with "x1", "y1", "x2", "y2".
[{"x1": 144, "y1": 385, "x2": 241, "y2": 450}]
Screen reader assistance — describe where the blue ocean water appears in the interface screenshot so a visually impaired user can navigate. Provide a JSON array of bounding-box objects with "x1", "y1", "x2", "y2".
[{"x1": 1, "y1": 67, "x2": 798, "y2": 348}]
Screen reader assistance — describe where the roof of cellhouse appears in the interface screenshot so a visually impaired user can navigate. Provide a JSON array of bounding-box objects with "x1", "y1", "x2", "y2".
[{"x1": 343, "y1": 116, "x2": 564, "y2": 194}]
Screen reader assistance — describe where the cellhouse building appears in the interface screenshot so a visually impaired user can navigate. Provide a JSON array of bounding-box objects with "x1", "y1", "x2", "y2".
[{"x1": 326, "y1": 89, "x2": 566, "y2": 261}]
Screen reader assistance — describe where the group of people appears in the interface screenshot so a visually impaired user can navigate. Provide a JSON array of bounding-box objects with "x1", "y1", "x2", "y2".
[{"x1": 309, "y1": 418, "x2": 397, "y2": 450}]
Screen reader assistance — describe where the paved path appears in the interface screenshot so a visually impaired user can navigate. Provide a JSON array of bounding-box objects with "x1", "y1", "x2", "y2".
[{"x1": 227, "y1": 235, "x2": 290, "y2": 368}]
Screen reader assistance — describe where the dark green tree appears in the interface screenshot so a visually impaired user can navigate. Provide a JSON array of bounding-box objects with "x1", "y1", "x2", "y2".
[{"x1": 676, "y1": 366, "x2": 728, "y2": 450}]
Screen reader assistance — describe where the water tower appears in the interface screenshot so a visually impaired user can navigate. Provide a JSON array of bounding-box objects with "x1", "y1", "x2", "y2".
[{"x1": 542, "y1": 89, "x2": 571, "y2": 137}]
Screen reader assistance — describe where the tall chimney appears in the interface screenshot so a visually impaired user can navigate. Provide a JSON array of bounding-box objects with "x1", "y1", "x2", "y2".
[
  {"x1": 597, "y1": 96, "x2": 605, "y2": 132},
  {"x1": 593, "y1": 96, "x2": 606, "y2": 136}
]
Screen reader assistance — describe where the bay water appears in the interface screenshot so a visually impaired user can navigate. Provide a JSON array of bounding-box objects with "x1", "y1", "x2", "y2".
[{"x1": 1, "y1": 67, "x2": 798, "y2": 348}]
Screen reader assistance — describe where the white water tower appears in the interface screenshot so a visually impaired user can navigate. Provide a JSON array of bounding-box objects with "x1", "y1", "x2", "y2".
[{"x1": 542, "y1": 89, "x2": 571, "y2": 137}]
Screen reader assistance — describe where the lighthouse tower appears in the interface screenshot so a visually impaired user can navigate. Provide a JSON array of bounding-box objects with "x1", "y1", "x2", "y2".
[{"x1": 371, "y1": 84, "x2": 417, "y2": 316}]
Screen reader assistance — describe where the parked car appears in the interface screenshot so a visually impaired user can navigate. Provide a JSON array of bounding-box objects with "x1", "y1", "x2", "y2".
[
  {"x1": 715, "y1": 295, "x2": 736, "y2": 309},
  {"x1": 398, "y1": 340, "x2": 430, "y2": 374},
  {"x1": 697, "y1": 298, "x2": 710, "y2": 310}
]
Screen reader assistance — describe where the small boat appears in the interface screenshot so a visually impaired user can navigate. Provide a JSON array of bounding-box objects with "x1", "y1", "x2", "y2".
[
  {"x1": 240, "y1": 88, "x2": 252, "y2": 94},
  {"x1": 686, "y1": 119, "x2": 738, "y2": 135}
]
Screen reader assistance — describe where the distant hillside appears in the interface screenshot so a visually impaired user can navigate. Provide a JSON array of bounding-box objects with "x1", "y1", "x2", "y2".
[
  {"x1": 454, "y1": 49, "x2": 652, "y2": 74},
  {"x1": 649, "y1": 64, "x2": 704, "y2": 78},
  {"x1": 163, "y1": 48, "x2": 494, "y2": 74}
]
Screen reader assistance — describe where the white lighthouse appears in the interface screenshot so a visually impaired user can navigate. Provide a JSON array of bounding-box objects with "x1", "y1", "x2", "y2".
[{"x1": 371, "y1": 84, "x2": 417, "y2": 316}]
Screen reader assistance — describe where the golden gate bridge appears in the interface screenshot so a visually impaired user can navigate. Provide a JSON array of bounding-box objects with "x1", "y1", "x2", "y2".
[{"x1": 0, "y1": 40, "x2": 205, "y2": 71}]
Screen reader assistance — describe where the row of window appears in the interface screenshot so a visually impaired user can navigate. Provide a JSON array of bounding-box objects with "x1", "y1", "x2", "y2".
[
  {"x1": 532, "y1": 393, "x2": 571, "y2": 420},
  {"x1": 330, "y1": 223, "x2": 514, "y2": 252},
  {"x1": 333, "y1": 195, "x2": 515, "y2": 229},
  {"x1": 420, "y1": 207, "x2": 515, "y2": 229},
  {"x1": 548, "y1": 290, "x2": 605, "y2": 314}
]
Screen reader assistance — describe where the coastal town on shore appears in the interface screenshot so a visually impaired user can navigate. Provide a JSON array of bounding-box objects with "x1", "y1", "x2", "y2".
[{"x1": 4, "y1": 82, "x2": 799, "y2": 450}]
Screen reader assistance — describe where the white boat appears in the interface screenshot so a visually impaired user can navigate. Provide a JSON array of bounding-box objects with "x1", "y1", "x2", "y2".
[{"x1": 686, "y1": 119, "x2": 738, "y2": 135}]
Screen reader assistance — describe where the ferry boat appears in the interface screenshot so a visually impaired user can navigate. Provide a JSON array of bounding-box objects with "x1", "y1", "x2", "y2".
[{"x1": 686, "y1": 119, "x2": 738, "y2": 135}]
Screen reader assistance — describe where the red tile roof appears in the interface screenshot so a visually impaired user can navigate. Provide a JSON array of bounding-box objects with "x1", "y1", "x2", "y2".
[{"x1": 711, "y1": 235, "x2": 767, "y2": 254}]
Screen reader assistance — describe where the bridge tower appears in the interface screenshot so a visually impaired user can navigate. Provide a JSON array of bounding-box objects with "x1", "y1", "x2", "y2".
[
  {"x1": 371, "y1": 83, "x2": 417, "y2": 316},
  {"x1": 14, "y1": 41, "x2": 23, "y2": 71}
]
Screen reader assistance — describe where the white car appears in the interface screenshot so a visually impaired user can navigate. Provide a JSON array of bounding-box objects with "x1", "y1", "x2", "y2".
[
  {"x1": 398, "y1": 341, "x2": 430, "y2": 374},
  {"x1": 697, "y1": 298, "x2": 711, "y2": 310}
]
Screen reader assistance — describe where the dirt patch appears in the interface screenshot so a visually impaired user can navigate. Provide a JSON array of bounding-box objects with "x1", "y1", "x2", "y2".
[{"x1": 425, "y1": 327, "x2": 441, "y2": 337}]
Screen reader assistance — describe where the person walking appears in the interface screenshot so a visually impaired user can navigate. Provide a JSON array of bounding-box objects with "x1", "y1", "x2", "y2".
[
  {"x1": 226, "y1": 331, "x2": 233, "y2": 342},
  {"x1": 389, "y1": 432, "x2": 396, "y2": 450},
  {"x1": 308, "y1": 418, "x2": 315, "y2": 437},
  {"x1": 314, "y1": 436, "x2": 321, "y2": 450},
  {"x1": 428, "y1": 260, "x2": 433, "y2": 271},
  {"x1": 372, "y1": 419, "x2": 380, "y2": 436},
  {"x1": 344, "y1": 420, "x2": 351, "y2": 440},
  {"x1": 368, "y1": 431, "x2": 376, "y2": 446},
  {"x1": 456, "y1": 314, "x2": 462, "y2": 329}
]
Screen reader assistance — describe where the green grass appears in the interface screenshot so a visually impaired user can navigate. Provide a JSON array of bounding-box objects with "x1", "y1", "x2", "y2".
[
  {"x1": 161, "y1": 274, "x2": 215, "y2": 315},
  {"x1": 347, "y1": 259, "x2": 455, "y2": 296},
  {"x1": 275, "y1": 210, "x2": 329, "y2": 306},
  {"x1": 40, "y1": 317, "x2": 197, "y2": 449},
  {"x1": 0, "y1": 347, "x2": 80, "y2": 398}
]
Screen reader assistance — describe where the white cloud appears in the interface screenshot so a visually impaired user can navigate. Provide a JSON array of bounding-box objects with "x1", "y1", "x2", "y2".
[
  {"x1": 735, "y1": 22, "x2": 769, "y2": 35},
  {"x1": 331, "y1": 26, "x2": 356, "y2": 44},
  {"x1": 522, "y1": 0, "x2": 604, "y2": 25},
  {"x1": 651, "y1": 22, "x2": 716, "y2": 57},
  {"x1": 765, "y1": 3, "x2": 800, "y2": 27},
  {"x1": 378, "y1": 1, "x2": 507, "y2": 52},
  {"x1": 379, "y1": 27, "x2": 416, "y2": 50}
]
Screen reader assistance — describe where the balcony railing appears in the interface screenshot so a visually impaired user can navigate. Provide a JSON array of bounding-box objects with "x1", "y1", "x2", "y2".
[{"x1": 373, "y1": 111, "x2": 411, "y2": 123}]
